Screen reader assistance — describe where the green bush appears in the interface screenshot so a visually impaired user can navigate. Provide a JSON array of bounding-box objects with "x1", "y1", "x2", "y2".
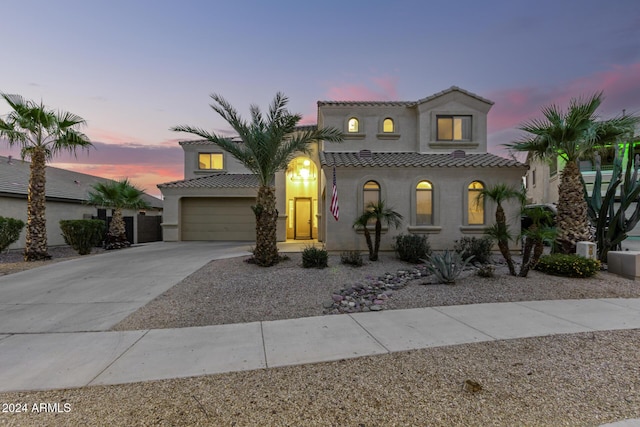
[
  {"x1": 424, "y1": 250, "x2": 474, "y2": 284},
  {"x1": 0, "y1": 216, "x2": 25, "y2": 252},
  {"x1": 393, "y1": 234, "x2": 431, "y2": 264},
  {"x1": 59, "y1": 219, "x2": 105, "y2": 255},
  {"x1": 340, "y1": 250, "x2": 363, "y2": 267},
  {"x1": 454, "y1": 236, "x2": 493, "y2": 264},
  {"x1": 535, "y1": 254, "x2": 600, "y2": 278},
  {"x1": 302, "y1": 245, "x2": 328, "y2": 269}
]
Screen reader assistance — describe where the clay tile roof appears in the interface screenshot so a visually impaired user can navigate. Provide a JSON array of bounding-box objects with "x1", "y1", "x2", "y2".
[
  {"x1": 414, "y1": 86, "x2": 494, "y2": 106},
  {"x1": 157, "y1": 173, "x2": 266, "y2": 189},
  {"x1": 317, "y1": 100, "x2": 414, "y2": 108},
  {"x1": 179, "y1": 137, "x2": 243, "y2": 146},
  {"x1": 317, "y1": 86, "x2": 494, "y2": 108},
  {"x1": 320, "y1": 152, "x2": 526, "y2": 169}
]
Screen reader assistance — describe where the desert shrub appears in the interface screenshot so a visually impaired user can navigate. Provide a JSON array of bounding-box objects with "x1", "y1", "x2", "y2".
[
  {"x1": 0, "y1": 216, "x2": 26, "y2": 252},
  {"x1": 454, "y1": 236, "x2": 493, "y2": 265},
  {"x1": 393, "y1": 234, "x2": 431, "y2": 264},
  {"x1": 302, "y1": 245, "x2": 328, "y2": 269},
  {"x1": 535, "y1": 254, "x2": 600, "y2": 278},
  {"x1": 476, "y1": 264, "x2": 495, "y2": 278},
  {"x1": 59, "y1": 219, "x2": 105, "y2": 255},
  {"x1": 340, "y1": 250, "x2": 363, "y2": 267},
  {"x1": 424, "y1": 250, "x2": 474, "y2": 284}
]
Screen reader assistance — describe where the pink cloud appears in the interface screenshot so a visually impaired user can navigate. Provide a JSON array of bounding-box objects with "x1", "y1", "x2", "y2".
[
  {"x1": 488, "y1": 62, "x2": 640, "y2": 135},
  {"x1": 487, "y1": 62, "x2": 640, "y2": 156},
  {"x1": 325, "y1": 75, "x2": 399, "y2": 101}
]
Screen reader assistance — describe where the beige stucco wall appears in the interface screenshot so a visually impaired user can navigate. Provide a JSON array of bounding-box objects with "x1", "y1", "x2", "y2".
[
  {"x1": 1, "y1": 197, "x2": 159, "y2": 250},
  {"x1": 319, "y1": 104, "x2": 418, "y2": 153},
  {"x1": 321, "y1": 166, "x2": 525, "y2": 252},
  {"x1": 182, "y1": 144, "x2": 251, "y2": 180}
]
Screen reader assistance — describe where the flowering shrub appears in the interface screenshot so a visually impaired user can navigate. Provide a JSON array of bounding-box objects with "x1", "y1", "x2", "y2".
[{"x1": 534, "y1": 254, "x2": 600, "y2": 278}]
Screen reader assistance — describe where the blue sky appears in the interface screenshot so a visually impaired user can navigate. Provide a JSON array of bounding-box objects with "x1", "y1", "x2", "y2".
[{"x1": 1, "y1": 0, "x2": 639, "y2": 197}]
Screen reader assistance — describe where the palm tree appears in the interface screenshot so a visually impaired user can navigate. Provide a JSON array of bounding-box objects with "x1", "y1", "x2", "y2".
[
  {"x1": 0, "y1": 93, "x2": 92, "y2": 261},
  {"x1": 353, "y1": 200, "x2": 403, "y2": 261},
  {"x1": 87, "y1": 179, "x2": 150, "y2": 249},
  {"x1": 479, "y1": 183, "x2": 525, "y2": 276},
  {"x1": 506, "y1": 92, "x2": 638, "y2": 254},
  {"x1": 172, "y1": 92, "x2": 342, "y2": 266},
  {"x1": 519, "y1": 206, "x2": 556, "y2": 277}
]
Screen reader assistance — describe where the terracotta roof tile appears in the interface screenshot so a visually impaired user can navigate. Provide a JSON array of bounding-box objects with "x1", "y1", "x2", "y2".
[
  {"x1": 158, "y1": 173, "x2": 264, "y2": 189},
  {"x1": 317, "y1": 86, "x2": 493, "y2": 107},
  {"x1": 320, "y1": 151, "x2": 526, "y2": 169}
]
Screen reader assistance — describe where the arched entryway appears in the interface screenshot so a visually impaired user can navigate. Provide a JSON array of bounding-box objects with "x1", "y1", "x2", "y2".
[{"x1": 285, "y1": 156, "x2": 318, "y2": 239}]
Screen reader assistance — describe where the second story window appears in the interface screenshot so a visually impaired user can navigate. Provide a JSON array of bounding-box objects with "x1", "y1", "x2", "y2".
[
  {"x1": 198, "y1": 153, "x2": 224, "y2": 170},
  {"x1": 383, "y1": 118, "x2": 394, "y2": 133},
  {"x1": 437, "y1": 115, "x2": 471, "y2": 141},
  {"x1": 348, "y1": 117, "x2": 359, "y2": 133}
]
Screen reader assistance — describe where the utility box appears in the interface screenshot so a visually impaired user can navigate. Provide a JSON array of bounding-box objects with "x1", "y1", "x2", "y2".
[{"x1": 576, "y1": 241, "x2": 597, "y2": 260}]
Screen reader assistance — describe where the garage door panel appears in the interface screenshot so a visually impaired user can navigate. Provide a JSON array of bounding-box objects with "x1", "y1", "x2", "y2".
[{"x1": 181, "y1": 197, "x2": 256, "y2": 241}]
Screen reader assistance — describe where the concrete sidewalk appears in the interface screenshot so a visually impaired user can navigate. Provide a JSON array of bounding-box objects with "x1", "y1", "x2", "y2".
[{"x1": 0, "y1": 297, "x2": 638, "y2": 393}]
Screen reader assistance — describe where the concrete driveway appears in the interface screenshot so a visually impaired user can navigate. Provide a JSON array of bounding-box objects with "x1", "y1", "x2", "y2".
[{"x1": 0, "y1": 242, "x2": 251, "y2": 333}]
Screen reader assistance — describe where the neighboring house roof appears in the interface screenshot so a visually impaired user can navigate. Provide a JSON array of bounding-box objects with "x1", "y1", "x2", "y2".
[
  {"x1": 318, "y1": 86, "x2": 493, "y2": 107},
  {"x1": 320, "y1": 152, "x2": 526, "y2": 168},
  {"x1": 0, "y1": 155, "x2": 162, "y2": 208},
  {"x1": 158, "y1": 173, "x2": 264, "y2": 189}
]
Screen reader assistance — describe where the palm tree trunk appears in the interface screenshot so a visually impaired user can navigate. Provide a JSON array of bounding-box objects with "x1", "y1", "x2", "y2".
[
  {"x1": 498, "y1": 240, "x2": 516, "y2": 276},
  {"x1": 372, "y1": 219, "x2": 382, "y2": 261},
  {"x1": 362, "y1": 227, "x2": 374, "y2": 261},
  {"x1": 253, "y1": 186, "x2": 279, "y2": 266},
  {"x1": 110, "y1": 208, "x2": 126, "y2": 240},
  {"x1": 24, "y1": 148, "x2": 50, "y2": 261},
  {"x1": 557, "y1": 161, "x2": 592, "y2": 254},
  {"x1": 104, "y1": 208, "x2": 130, "y2": 249}
]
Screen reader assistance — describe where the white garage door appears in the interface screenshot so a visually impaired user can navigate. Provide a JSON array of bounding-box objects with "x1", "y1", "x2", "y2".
[{"x1": 181, "y1": 197, "x2": 255, "y2": 241}]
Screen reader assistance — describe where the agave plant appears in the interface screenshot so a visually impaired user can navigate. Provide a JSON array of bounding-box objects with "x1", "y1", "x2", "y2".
[{"x1": 423, "y1": 250, "x2": 474, "y2": 284}]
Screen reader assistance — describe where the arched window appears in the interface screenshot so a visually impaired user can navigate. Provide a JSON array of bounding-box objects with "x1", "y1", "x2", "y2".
[
  {"x1": 416, "y1": 181, "x2": 433, "y2": 225},
  {"x1": 383, "y1": 118, "x2": 394, "y2": 133},
  {"x1": 363, "y1": 180, "x2": 380, "y2": 209},
  {"x1": 348, "y1": 117, "x2": 359, "y2": 133},
  {"x1": 468, "y1": 181, "x2": 484, "y2": 225}
]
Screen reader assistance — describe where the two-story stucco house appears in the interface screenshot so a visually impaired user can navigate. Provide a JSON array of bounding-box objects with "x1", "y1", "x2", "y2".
[{"x1": 159, "y1": 86, "x2": 527, "y2": 251}]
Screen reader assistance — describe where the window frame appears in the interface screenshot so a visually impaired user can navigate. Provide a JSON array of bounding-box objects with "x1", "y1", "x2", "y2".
[
  {"x1": 363, "y1": 180, "x2": 381, "y2": 210},
  {"x1": 467, "y1": 180, "x2": 485, "y2": 225},
  {"x1": 347, "y1": 117, "x2": 360, "y2": 133},
  {"x1": 436, "y1": 115, "x2": 472, "y2": 141},
  {"x1": 198, "y1": 152, "x2": 224, "y2": 170},
  {"x1": 415, "y1": 180, "x2": 433, "y2": 226},
  {"x1": 382, "y1": 118, "x2": 394, "y2": 133}
]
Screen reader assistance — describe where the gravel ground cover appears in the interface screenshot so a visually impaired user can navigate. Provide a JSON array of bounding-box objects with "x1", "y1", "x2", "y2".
[
  {"x1": 1, "y1": 248, "x2": 639, "y2": 426},
  {"x1": 111, "y1": 253, "x2": 640, "y2": 330}
]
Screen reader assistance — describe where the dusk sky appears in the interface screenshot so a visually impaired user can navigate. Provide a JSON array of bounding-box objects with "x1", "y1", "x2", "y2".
[{"x1": 1, "y1": 0, "x2": 639, "y2": 198}]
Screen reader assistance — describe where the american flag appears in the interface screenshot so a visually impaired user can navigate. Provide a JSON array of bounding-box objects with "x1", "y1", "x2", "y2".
[{"x1": 330, "y1": 167, "x2": 339, "y2": 221}]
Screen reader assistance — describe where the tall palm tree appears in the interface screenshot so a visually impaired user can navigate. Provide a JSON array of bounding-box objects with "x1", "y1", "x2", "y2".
[
  {"x1": 353, "y1": 200, "x2": 403, "y2": 261},
  {"x1": 172, "y1": 92, "x2": 342, "y2": 266},
  {"x1": 479, "y1": 183, "x2": 525, "y2": 276},
  {"x1": 0, "y1": 93, "x2": 92, "y2": 261},
  {"x1": 506, "y1": 92, "x2": 638, "y2": 254},
  {"x1": 87, "y1": 179, "x2": 150, "y2": 249}
]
